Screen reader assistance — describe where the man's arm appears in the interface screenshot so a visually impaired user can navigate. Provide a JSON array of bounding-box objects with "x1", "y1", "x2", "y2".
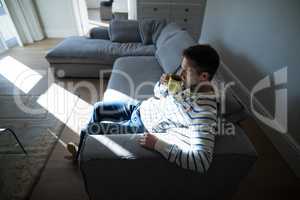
[{"x1": 139, "y1": 127, "x2": 215, "y2": 173}]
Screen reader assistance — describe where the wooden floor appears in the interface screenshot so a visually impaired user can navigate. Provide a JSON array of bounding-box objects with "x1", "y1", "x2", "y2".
[{"x1": 1, "y1": 39, "x2": 299, "y2": 200}]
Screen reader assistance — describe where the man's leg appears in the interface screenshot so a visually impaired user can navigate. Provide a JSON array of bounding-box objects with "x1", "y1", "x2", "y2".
[
  {"x1": 69, "y1": 100, "x2": 139, "y2": 161},
  {"x1": 89, "y1": 100, "x2": 137, "y2": 123}
]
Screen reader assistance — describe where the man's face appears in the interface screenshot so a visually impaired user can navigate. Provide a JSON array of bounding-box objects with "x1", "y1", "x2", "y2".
[{"x1": 179, "y1": 57, "x2": 209, "y2": 88}]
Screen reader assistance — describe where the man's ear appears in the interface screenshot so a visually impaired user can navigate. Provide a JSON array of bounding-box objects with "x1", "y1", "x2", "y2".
[{"x1": 199, "y1": 72, "x2": 210, "y2": 81}]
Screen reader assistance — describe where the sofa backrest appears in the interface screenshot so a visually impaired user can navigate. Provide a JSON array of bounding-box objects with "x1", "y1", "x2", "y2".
[
  {"x1": 155, "y1": 23, "x2": 182, "y2": 49},
  {"x1": 138, "y1": 19, "x2": 167, "y2": 45},
  {"x1": 109, "y1": 20, "x2": 142, "y2": 43},
  {"x1": 155, "y1": 30, "x2": 197, "y2": 74},
  {"x1": 108, "y1": 19, "x2": 167, "y2": 45}
]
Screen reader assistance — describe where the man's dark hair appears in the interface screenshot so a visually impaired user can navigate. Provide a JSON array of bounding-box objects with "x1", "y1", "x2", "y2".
[{"x1": 183, "y1": 45, "x2": 220, "y2": 80}]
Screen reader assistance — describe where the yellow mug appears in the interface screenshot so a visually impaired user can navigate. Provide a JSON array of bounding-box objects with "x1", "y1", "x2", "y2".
[{"x1": 167, "y1": 74, "x2": 182, "y2": 94}]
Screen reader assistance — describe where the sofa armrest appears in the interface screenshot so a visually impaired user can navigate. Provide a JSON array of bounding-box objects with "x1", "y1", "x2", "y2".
[
  {"x1": 79, "y1": 134, "x2": 161, "y2": 161},
  {"x1": 79, "y1": 134, "x2": 198, "y2": 199},
  {"x1": 89, "y1": 27, "x2": 109, "y2": 40},
  {"x1": 79, "y1": 132, "x2": 257, "y2": 200}
]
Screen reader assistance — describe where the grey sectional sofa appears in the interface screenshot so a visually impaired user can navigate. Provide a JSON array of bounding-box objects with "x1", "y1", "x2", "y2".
[{"x1": 47, "y1": 20, "x2": 257, "y2": 200}]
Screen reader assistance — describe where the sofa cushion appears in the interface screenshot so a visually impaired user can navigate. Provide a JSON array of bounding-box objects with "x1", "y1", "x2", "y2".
[
  {"x1": 138, "y1": 19, "x2": 166, "y2": 45},
  {"x1": 156, "y1": 23, "x2": 182, "y2": 49},
  {"x1": 46, "y1": 36, "x2": 156, "y2": 65},
  {"x1": 104, "y1": 56, "x2": 163, "y2": 102},
  {"x1": 89, "y1": 27, "x2": 109, "y2": 40},
  {"x1": 109, "y1": 20, "x2": 142, "y2": 43},
  {"x1": 156, "y1": 31, "x2": 196, "y2": 73}
]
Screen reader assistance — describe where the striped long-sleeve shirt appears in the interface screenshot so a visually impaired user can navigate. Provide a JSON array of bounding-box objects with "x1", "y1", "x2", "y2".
[{"x1": 139, "y1": 82, "x2": 217, "y2": 173}]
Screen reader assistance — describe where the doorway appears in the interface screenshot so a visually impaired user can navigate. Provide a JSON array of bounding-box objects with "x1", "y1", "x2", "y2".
[{"x1": 84, "y1": 0, "x2": 129, "y2": 28}]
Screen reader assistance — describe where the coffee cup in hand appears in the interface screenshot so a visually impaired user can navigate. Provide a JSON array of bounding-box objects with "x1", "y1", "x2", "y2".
[{"x1": 167, "y1": 74, "x2": 182, "y2": 94}]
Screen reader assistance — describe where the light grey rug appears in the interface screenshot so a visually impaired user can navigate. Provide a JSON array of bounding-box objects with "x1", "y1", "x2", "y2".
[{"x1": 0, "y1": 95, "x2": 78, "y2": 200}]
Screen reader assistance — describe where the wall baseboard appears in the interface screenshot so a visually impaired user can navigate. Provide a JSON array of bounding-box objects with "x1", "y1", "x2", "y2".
[{"x1": 220, "y1": 62, "x2": 300, "y2": 178}]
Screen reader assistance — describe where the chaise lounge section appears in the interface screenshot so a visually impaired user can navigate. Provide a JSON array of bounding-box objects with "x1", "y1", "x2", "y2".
[{"x1": 46, "y1": 36, "x2": 156, "y2": 77}]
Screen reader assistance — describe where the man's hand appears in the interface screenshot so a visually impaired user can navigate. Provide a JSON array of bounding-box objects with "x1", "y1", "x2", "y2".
[
  {"x1": 160, "y1": 73, "x2": 170, "y2": 85},
  {"x1": 139, "y1": 133, "x2": 158, "y2": 150}
]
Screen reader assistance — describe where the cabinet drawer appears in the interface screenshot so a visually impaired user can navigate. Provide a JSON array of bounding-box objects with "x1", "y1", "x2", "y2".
[
  {"x1": 170, "y1": 14, "x2": 202, "y2": 27},
  {"x1": 171, "y1": 0, "x2": 206, "y2": 5},
  {"x1": 170, "y1": 4, "x2": 204, "y2": 16},
  {"x1": 140, "y1": 15, "x2": 170, "y2": 22},
  {"x1": 138, "y1": 4, "x2": 170, "y2": 18},
  {"x1": 140, "y1": 0, "x2": 170, "y2": 3}
]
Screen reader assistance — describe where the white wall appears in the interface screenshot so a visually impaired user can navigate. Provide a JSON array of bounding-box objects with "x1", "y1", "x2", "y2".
[
  {"x1": 201, "y1": 0, "x2": 300, "y2": 177},
  {"x1": 113, "y1": 0, "x2": 128, "y2": 13},
  {"x1": 35, "y1": 0, "x2": 80, "y2": 38}
]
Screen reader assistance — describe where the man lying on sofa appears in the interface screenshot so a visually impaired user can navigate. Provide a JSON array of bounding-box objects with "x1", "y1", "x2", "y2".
[{"x1": 67, "y1": 44, "x2": 220, "y2": 173}]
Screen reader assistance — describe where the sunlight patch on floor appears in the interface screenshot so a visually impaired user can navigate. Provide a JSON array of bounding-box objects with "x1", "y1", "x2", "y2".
[
  {"x1": 37, "y1": 83, "x2": 79, "y2": 124},
  {"x1": 0, "y1": 56, "x2": 43, "y2": 93},
  {"x1": 65, "y1": 97, "x2": 94, "y2": 135}
]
